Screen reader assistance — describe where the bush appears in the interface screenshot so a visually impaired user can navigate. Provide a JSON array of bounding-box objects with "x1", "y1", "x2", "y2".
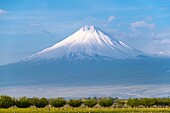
[
  {"x1": 0, "y1": 95, "x2": 15, "y2": 108},
  {"x1": 30, "y1": 97, "x2": 48, "y2": 108},
  {"x1": 83, "y1": 99, "x2": 97, "y2": 107},
  {"x1": 67, "y1": 99, "x2": 82, "y2": 107},
  {"x1": 98, "y1": 98, "x2": 113, "y2": 107},
  {"x1": 15, "y1": 97, "x2": 31, "y2": 108},
  {"x1": 50, "y1": 98, "x2": 66, "y2": 108}
]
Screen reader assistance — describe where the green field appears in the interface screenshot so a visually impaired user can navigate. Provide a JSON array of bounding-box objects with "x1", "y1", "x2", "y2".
[{"x1": 1, "y1": 108, "x2": 170, "y2": 113}]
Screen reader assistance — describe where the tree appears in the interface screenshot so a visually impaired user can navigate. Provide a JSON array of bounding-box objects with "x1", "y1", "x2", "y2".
[
  {"x1": 155, "y1": 98, "x2": 170, "y2": 107},
  {"x1": 83, "y1": 99, "x2": 97, "y2": 107},
  {"x1": 98, "y1": 98, "x2": 113, "y2": 107},
  {"x1": 30, "y1": 97, "x2": 48, "y2": 108},
  {"x1": 0, "y1": 95, "x2": 15, "y2": 108},
  {"x1": 50, "y1": 98, "x2": 66, "y2": 108},
  {"x1": 67, "y1": 99, "x2": 82, "y2": 107},
  {"x1": 127, "y1": 98, "x2": 140, "y2": 107},
  {"x1": 15, "y1": 97, "x2": 32, "y2": 108},
  {"x1": 140, "y1": 98, "x2": 155, "y2": 107}
]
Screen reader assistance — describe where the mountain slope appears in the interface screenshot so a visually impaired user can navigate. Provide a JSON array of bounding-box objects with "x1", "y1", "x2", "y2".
[
  {"x1": 27, "y1": 25, "x2": 143, "y2": 61},
  {"x1": 2, "y1": 25, "x2": 170, "y2": 88},
  {"x1": 1, "y1": 58, "x2": 170, "y2": 87}
]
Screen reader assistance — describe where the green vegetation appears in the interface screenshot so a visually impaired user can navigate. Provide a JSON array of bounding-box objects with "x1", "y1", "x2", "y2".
[
  {"x1": 30, "y1": 97, "x2": 48, "y2": 108},
  {"x1": 0, "y1": 95, "x2": 15, "y2": 108},
  {"x1": 1, "y1": 95, "x2": 170, "y2": 112},
  {"x1": 67, "y1": 99, "x2": 82, "y2": 107},
  {"x1": 1, "y1": 108, "x2": 170, "y2": 113},
  {"x1": 15, "y1": 97, "x2": 31, "y2": 108},
  {"x1": 127, "y1": 98, "x2": 170, "y2": 107},
  {"x1": 98, "y1": 97, "x2": 113, "y2": 107},
  {"x1": 50, "y1": 98, "x2": 66, "y2": 108},
  {"x1": 83, "y1": 98, "x2": 97, "y2": 107}
]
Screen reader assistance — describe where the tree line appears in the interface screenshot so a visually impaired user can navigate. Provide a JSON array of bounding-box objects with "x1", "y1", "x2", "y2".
[
  {"x1": 127, "y1": 98, "x2": 170, "y2": 107},
  {"x1": 1, "y1": 95, "x2": 170, "y2": 108},
  {"x1": 0, "y1": 95, "x2": 113, "y2": 108}
]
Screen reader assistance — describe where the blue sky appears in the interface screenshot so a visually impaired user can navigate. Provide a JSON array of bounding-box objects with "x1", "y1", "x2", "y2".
[{"x1": 0, "y1": 0, "x2": 170, "y2": 65}]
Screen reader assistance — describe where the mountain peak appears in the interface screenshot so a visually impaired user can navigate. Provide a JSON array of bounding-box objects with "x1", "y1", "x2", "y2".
[
  {"x1": 27, "y1": 26, "x2": 143, "y2": 60},
  {"x1": 81, "y1": 25, "x2": 96, "y2": 31}
]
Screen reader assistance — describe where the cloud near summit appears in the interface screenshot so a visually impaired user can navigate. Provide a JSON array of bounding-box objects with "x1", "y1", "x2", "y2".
[
  {"x1": 0, "y1": 9, "x2": 7, "y2": 15},
  {"x1": 130, "y1": 20, "x2": 155, "y2": 30},
  {"x1": 107, "y1": 16, "x2": 115, "y2": 23}
]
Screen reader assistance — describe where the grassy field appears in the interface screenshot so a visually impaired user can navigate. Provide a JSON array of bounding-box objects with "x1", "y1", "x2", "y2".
[{"x1": 1, "y1": 108, "x2": 170, "y2": 113}]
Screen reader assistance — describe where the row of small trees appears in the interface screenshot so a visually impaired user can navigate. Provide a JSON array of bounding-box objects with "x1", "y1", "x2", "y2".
[
  {"x1": 1, "y1": 95, "x2": 170, "y2": 109},
  {"x1": 0, "y1": 95, "x2": 114, "y2": 108},
  {"x1": 127, "y1": 98, "x2": 170, "y2": 107}
]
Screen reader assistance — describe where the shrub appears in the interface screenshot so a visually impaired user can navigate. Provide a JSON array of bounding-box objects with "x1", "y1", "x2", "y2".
[
  {"x1": 83, "y1": 99, "x2": 97, "y2": 107},
  {"x1": 50, "y1": 98, "x2": 66, "y2": 108},
  {"x1": 15, "y1": 97, "x2": 32, "y2": 108},
  {"x1": 0, "y1": 95, "x2": 15, "y2": 108},
  {"x1": 67, "y1": 99, "x2": 82, "y2": 107},
  {"x1": 98, "y1": 98, "x2": 113, "y2": 107},
  {"x1": 30, "y1": 97, "x2": 48, "y2": 108}
]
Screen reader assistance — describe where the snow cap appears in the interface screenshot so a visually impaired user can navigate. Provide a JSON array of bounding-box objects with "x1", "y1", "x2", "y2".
[{"x1": 81, "y1": 25, "x2": 95, "y2": 31}]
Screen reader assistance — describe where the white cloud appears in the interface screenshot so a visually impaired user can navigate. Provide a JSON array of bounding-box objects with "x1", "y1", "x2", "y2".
[
  {"x1": 30, "y1": 24, "x2": 41, "y2": 28},
  {"x1": 109, "y1": 26, "x2": 170, "y2": 54},
  {"x1": 161, "y1": 39, "x2": 170, "y2": 44},
  {"x1": 107, "y1": 16, "x2": 115, "y2": 23},
  {"x1": 145, "y1": 39, "x2": 170, "y2": 54},
  {"x1": 130, "y1": 20, "x2": 155, "y2": 30},
  {"x1": 159, "y1": 51, "x2": 170, "y2": 56},
  {"x1": 150, "y1": 32, "x2": 170, "y2": 39},
  {"x1": 0, "y1": 9, "x2": 7, "y2": 15}
]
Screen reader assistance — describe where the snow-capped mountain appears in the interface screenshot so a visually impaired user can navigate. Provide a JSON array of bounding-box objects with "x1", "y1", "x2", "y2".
[
  {"x1": 28, "y1": 25, "x2": 143, "y2": 60},
  {"x1": 1, "y1": 25, "x2": 170, "y2": 88}
]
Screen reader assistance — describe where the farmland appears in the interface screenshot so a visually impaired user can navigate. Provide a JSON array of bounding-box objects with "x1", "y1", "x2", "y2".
[{"x1": 1, "y1": 108, "x2": 170, "y2": 113}]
